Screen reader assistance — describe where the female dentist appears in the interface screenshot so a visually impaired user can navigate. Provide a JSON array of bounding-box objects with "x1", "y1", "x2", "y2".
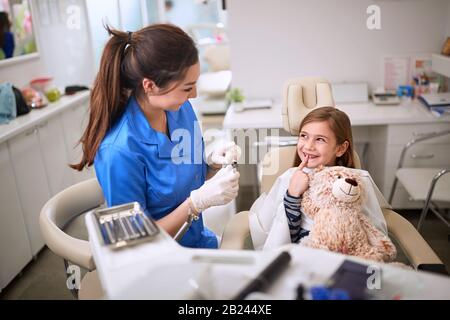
[{"x1": 72, "y1": 24, "x2": 240, "y2": 249}]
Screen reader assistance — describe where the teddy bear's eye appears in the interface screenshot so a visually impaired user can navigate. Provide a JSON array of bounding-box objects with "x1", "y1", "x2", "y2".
[{"x1": 336, "y1": 174, "x2": 342, "y2": 179}]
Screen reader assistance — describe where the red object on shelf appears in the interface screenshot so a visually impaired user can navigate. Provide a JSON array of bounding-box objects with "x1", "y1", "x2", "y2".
[{"x1": 30, "y1": 77, "x2": 53, "y2": 92}]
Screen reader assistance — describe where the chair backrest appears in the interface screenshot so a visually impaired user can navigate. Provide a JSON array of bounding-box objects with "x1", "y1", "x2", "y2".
[
  {"x1": 204, "y1": 44, "x2": 230, "y2": 72},
  {"x1": 39, "y1": 178, "x2": 104, "y2": 271},
  {"x1": 282, "y1": 77, "x2": 335, "y2": 136},
  {"x1": 261, "y1": 77, "x2": 360, "y2": 193}
]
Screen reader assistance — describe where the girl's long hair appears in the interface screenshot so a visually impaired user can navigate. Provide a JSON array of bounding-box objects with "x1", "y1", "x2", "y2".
[
  {"x1": 71, "y1": 24, "x2": 198, "y2": 171},
  {"x1": 294, "y1": 106, "x2": 355, "y2": 168}
]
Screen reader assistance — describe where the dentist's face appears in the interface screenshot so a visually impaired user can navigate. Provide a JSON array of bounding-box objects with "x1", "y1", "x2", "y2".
[
  {"x1": 297, "y1": 120, "x2": 347, "y2": 168},
  {"x1": 145, "y1": 62, "x2": 200, "y2": 111}
]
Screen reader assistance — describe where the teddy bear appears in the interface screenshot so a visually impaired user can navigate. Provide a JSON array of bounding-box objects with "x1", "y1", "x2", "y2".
[{"x1": 299, "y1": 166, "x2": 397, "y2": 263}]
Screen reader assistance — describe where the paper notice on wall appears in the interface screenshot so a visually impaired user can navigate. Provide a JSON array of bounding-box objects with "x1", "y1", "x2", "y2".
[
  {"x1": 382, "y1": 56, "x2": 411, "y2": 90},
  {"x1": 412, "y1": 54, "x2": 433, "y2": 79}
]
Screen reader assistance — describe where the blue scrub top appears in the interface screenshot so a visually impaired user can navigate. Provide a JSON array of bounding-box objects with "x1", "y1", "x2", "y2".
[
  {"x1": 94, "y1": 96, "x2": 218, "y2": 249},
  {"x1": 2, "y1": 32, "x2": 14, "y2": 58}
]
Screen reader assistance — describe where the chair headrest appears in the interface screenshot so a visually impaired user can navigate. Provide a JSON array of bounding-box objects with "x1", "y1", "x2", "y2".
[
  {"x1": 282, "y1": 77, "x2": 335, "y2": 136},
  {"x1": 204, "y1": 44, "x2": 230, "y2": 72}
]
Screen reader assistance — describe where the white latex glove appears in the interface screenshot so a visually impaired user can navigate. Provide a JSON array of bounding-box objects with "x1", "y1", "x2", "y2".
[
  {"x1": 190, "y1": 165, "x2": 240, "y2": 213},
  {"x1": 206, "y1": 141, "x2": 242, "y2": 169}
]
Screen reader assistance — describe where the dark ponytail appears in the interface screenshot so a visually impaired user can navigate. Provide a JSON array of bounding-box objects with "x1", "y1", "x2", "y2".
[{"x1": 71, "y1": 24, "x2": 198, "y2": 171}]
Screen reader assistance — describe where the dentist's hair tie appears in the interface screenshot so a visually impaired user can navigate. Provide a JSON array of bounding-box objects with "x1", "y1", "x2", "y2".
[{"x1": 123, "y1": 31, "x2": 132, "y2": 54}]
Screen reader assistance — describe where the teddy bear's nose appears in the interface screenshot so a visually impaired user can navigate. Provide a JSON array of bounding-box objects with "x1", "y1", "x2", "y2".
[{"x1": 345, "y1": 178, "x2": 358, "y2": 186}]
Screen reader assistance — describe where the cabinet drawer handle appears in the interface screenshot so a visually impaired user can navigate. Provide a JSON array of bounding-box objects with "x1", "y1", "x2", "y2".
[
  {"x1": 412, "y1": 131, "x2": 438, "y2": 138},
  {"x1": 73, "y1": 103, "x2": 85, "y2": 111},
  {"x1": 37, "y1": 121, "x2": 48, "y2": 129},
  {"x1": 25, "y1": 128, "x2": 38, "y2": 136},
  {"x1": 410, "y1": 154, "x2": 434, "y2": 159}
]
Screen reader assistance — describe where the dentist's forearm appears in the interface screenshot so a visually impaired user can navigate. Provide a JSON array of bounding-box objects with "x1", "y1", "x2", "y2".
[{"x1": 155, "y1": 198, "x2": 195, "y2": 237}]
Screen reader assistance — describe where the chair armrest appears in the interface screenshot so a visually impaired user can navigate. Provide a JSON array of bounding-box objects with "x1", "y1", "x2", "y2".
[
  {"x1": 220, "y1": 211, "x2": 252, "y2": 250},
  {"x1": 383, "y1": 209, "x2": 445, "y2": 270},
  {"x1": 40, "y1": 179, "x2": 104, "y2": 271}
]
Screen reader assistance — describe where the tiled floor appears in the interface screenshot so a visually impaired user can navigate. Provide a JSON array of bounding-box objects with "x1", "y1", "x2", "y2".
[{"x1": 1, "y1": 186, "x2": 448, "y2": 299}]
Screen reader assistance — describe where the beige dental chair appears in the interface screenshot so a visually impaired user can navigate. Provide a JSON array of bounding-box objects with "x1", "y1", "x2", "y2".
[
  {"x1": 40, "y1": 178, "x2": 105, "y2": 299},
  {"x1": 220, "y1": 77, "x2": 447, "y2": 274}
]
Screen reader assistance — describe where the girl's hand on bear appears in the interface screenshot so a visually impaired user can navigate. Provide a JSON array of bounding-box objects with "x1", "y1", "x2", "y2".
[{"x1": 288, "y1": 156, "x2": 309, "y2": 197}]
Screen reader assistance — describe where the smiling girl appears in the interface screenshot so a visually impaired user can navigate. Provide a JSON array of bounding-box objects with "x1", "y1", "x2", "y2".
[{"x1": 283, "y1": 107, "x2": 388, "y2": 244}]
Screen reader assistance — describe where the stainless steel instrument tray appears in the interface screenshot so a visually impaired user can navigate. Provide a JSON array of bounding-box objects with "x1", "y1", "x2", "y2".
[{"x1": 93, "y1": 202, "x2": 160, "y2": 249}]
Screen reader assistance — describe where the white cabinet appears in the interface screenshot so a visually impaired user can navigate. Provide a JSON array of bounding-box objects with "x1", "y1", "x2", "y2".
[
  {"x1": 0, "y1": 93, "x2": 93, "y2": 290},
  {"x1": 60, "y1": 101, "x2": 95, "y2": 183},
  {"x1": 0, "y1": 143, "x2": 33, "y2": 291},
  {"x1": 37, "y1": 118, "x2": 74, "y2": 195},
  {"x1": 8, "y1": 128, "x2": 51, "y2": 256}
]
